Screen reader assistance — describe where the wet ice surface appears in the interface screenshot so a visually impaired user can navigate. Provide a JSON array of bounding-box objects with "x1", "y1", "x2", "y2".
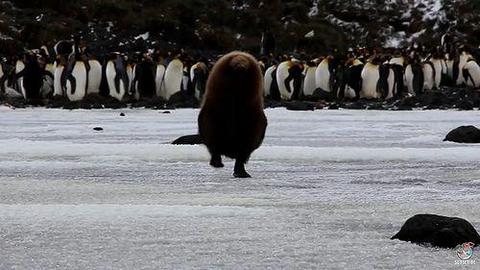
[{"x1": 0, "y1": 107, "x2": 479, "y2": 269}]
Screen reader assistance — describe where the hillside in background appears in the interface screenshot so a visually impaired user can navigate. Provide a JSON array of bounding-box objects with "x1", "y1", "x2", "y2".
[{"x1": 1, "y1": 0, "x2": 479, "y2": 55}]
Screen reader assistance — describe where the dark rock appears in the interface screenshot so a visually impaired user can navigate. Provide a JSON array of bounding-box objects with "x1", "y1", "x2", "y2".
[
  {"x1": 312, "y1": 88, "x2": 334, "y2": 102},
  {"x1": 342, "y1": 101, "x2": 367, "y2": 110},
  {"x1": 396, "y1": 105, "x2": 413, "y2": 111},
  {"x1": 162, "y1": 111, "x2": 171, "y2": 114},
  {"x1": 444, "y1": 125, "x2": 480, "y2": 143},
  {"x1": 391, "y1": 214, "x2": 480, "y2": 248},
  {"x1": 264, "y1": 99, "x2": 285, "y2": 108},
  {"x1": 421, "y1": 91, "x2": 452, "y2": 107},
  {"x1": 328, "y1": 103, "x2": 340, "y2": 110},
  {"x1": 131, "y1": 97, "x2": 166, "y2": 109},
  {"x1": 172, "y1": 134, "x2": 203, "y2": 145},
  {"x1": 398, "y1": 96, "x2": 420, "y2": 108},
  {"x1": 285, "y1": 101, "x2": 315, "y2": 111},
  {"x1": 366, "y1": 102, "x2": 386, "y2": 110},
  {"x1": 167, "y1": 91, "x2": 200, "y2": 108},
  {"x1": 93, "y1": 127, "x2": 103, "y2": 131},
  {"x1": 120, "y1": 112, "x2": 125, "y2": 116},
  {"x1": 456, "y1": 100, "x2": 474, "y2": 111}
]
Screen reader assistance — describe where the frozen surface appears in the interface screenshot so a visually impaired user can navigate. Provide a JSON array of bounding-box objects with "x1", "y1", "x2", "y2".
[{"x1": 0, "y1": 107, "x2": 479, "y2": 269}]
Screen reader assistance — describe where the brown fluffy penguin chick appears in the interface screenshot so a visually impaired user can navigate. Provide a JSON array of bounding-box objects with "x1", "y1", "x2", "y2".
[{"x1": 198, "y1": 51, "x2": 267, "y2": 178}]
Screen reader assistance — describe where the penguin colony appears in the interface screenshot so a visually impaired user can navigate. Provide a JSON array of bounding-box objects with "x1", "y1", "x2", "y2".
[{"x1": 2, "y1": 39, "x2": 480, "y2": 105}]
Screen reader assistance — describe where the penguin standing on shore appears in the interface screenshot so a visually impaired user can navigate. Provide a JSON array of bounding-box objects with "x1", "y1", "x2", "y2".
[
  {"x1": 275, "y1": 60, "x2": 294, "y2": 100},
  {"x1": 263, "y1": 64, "x2": 276, "y2": 97},
  {"x1": 63, "y1": 38, "x2": 89, "y2": 102},
  {"x1": 360, "y1": 57, "x2": 381, "y2": 99},
  {"x1": 463, "y1": 58, "x2": 480, "y2": 88},
  {"x1": 106, "y1": 52, "x2": 129, "y2": 101},
  {"x1": 315, "y1": 56, "x2": 337, "y2": 100},
  {"x1": 16, "y1": 52, "x2": 43, "y2": 101},
  {"x1": 155, "y1": 61, "x2": 166, "y2": 99},
  {"x1": 190, "y1": 61, "x2": 208, "y2": 101},
  {"x1": 338, "y1": 58, "x2": 363, "y2": 100},
  {"x1": 161, "y1": 56, "x2": 184, "y2": 101},
  {"x1": 405, "y1": 52, "x2": 424, "y2": 96},
  {"x1": 132, "y1": 52, "x2": 156, "y2": 99},
  {"x1": 389, "y1": 53, "x2": 406, "y2": 99},
  {"x1": 302, "y1": 60, "x2": 318, "y2": 97},
  {"x1": 84, "y1": 47, "x2": 102, "y2": 96}
]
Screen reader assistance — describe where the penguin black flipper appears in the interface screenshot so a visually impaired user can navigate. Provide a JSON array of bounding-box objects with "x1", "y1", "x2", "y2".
[
  {"x1": 113, "y1": 56, "x2": 129, "y2": 97},
  {"x1": 463, "y1": 67, "x2": 476, "y2": 88},
  {"x1": 63, "y1": 56, "x2": 77, "y2": 95},
  {"x1": 270, "y1": 67, "x2": 280, "y2": 100},
  {"x1": 452, "y1": 58, "x2": 460, "y2": 84},
  {"x1": 412, "y1": 63, "x2": 424, "y2": 96},
  {"x1": 391, "y1": 65, "x2": 404, "y2": 99},
  {"x1": 84, "y1": 59, "x2": 91, "y2": 93},
  {"x1": 377, "y1": 64, "x2": 390, "y2": 99}
]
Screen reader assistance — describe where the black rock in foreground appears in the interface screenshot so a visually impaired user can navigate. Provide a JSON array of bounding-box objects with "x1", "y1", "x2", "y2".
[
  {"x1": 444, "y1": 126, "x2": 480, "y2": 143},
  {"x1": 172, "y1": 134, "x2": 203, "y2": 145},
  {"x1": 391, "y1": 214, "x2": 480, "y2": 248}
]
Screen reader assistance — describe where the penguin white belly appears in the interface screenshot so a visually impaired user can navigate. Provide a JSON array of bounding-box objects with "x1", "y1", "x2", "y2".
[
  {"x1": 276, "y1": 61, "x2": 293, "y2": 100},
  {"x1": 360, "y1": 64, "x2": 380, "y2": 99},
  {"x1": 263, "y1": 65, "x2": 275, "y2": 97},
  {"x1": 87, "y1": 60, "x2": 102, "y2": 95},
  {"x1": 405, "y1": 65, "x2": 414, "y2": 95},
  {"x1": 4, "y1": 84, "x2": 22, "y2": 98},
  {"x1": 463, "y1": 61, "x2": 480, "y2": 88},
  {"x1": 15, "y1": 61, "x2": 26, "y2": 98},
  {"x1": 106, "y1": 61, "x2": 126, "y2": 101},
  {"x1": 431, "y1": 59, "x2": 443, "y2": 88},
  {"x1": 54, "y1": 65, "x2": 66, "y2": 97},
  {"x1": 163, "y1": 59, "x2": 183, "y2": 101},
  {"x1": 182, "y1": 67, "x2": 189, "y2": 91},
  {"x1": 127, "y1": 65, "x2": 134, "y2": 95},
  {"x1": 446, "y1": 59, "x2": 454, "y2": 79},
  {"x1": 66, "y1": 61, "x2": 87, "y2": 101},
  {"x1": 155, "y1": 64, "x2": 166, "y2": 98},
  {"x1": 386, "y1": 68, "x2": 395, "y2": 99},
  {"x1": 0, "y1": 64, "x2": 3, "y2": 79},
  {"x1": 315, "y1": 60, "x2": 331, "y2": 92},
  {"x1": 456, "y1": 54, "x2": 469, "y2": 85},
  {"x1": 40, "y1": 74, "x2": 54, "y2": 98},
  {"x1": 19, "y1": 78, "x2": 26, "y2": 99},
  {"x1": 423, "y1": 63, "x2": 435, "y2": 91},
  {"x1": 344, "y1": 86, "x2": 356, "y2": 99},
  {"x1": 303, "y1": 67, "x2": 316, "y2": 96}
]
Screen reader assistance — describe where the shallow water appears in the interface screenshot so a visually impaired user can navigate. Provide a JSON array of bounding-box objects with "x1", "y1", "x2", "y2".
[{"x1": 0, "y1": 107, "x2": 479, "y2": 269}]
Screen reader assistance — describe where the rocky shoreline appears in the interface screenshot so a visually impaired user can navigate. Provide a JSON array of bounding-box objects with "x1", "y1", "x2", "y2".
[{"x1": 2, "y1": 86, "x2": 479, "y2": 111}]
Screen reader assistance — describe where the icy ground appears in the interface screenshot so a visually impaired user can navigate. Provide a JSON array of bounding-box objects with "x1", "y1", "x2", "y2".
[{"x1": 0, "y1": 107, "x2": 479, "y2": 269}]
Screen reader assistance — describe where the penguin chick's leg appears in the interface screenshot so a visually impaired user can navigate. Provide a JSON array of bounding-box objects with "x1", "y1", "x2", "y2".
[
  {"x1": 233, "y1": 159, "x2": 251, "y2": 178},
  {"x1": 209, "y1": 154, "x2": 224, "y2": 168}
]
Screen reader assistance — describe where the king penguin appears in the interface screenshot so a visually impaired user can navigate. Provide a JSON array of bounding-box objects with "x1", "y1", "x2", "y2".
[
  {"x1": 302, "y1": 60, "x2": 318, "y2": 97},
  {"x1": 162, "y1": 57, "x2": 184, "y2": 101},
  {"x1": 360, "y1": 58, "x2": 381, "y2": 99},
  {"x1": 63, "y1": 38, "x2": 89, "y2": 102},
  {"x1": 106, "y1": 52, "x2": 129, "y2": 101},
  {"x1": 190, "y1": 61, "x2": 208, "y2": 101},
  {"x1": 463, "y1": 58, "x2": 480, "y2": 88}
]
